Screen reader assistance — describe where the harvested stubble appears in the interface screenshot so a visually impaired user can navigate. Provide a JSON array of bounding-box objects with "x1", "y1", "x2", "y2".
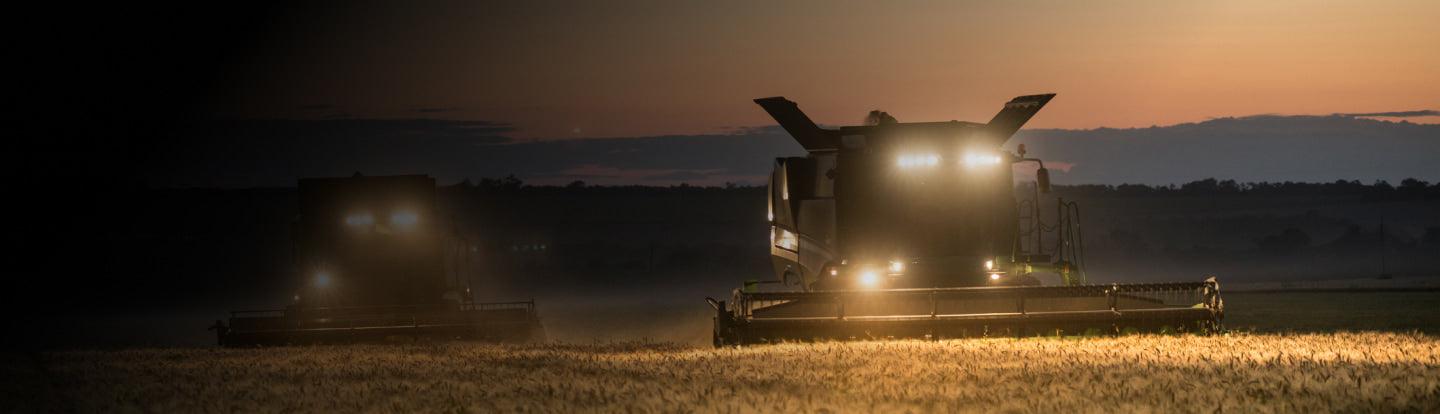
[{"x1": 6, "y1": 332, "x2": 1438, "y2": 413}]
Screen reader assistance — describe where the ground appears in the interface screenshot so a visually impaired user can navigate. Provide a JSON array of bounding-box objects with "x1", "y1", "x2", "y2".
[{"x1": 6, "y1": 332, "x2": 1438, "y2": 413}]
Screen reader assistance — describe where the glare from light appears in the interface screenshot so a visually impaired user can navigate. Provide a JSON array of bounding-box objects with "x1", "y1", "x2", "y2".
[
  {"x1": 990, "y1": 274, "x2": 1000, "y2": 280},
  {"x1": 774, "y1": 228, "x2": 799, "y2": 251},
  {"x1": 391, "y1": 211, "x2": 419, "y2": 226},
  {"x1": 314, "y1": 272, "x2": 331, "y2": 287},
  {"x1": 985, "y1": 260, "x2": 994, "y2": 270},
  {"x1": 860, "y1": 271, "x2": 880, "y2": 287},
  {"x1": 346, "y1": 214, "x2": 373, "y2": 226},
  {"x1": 889, "y1": 261, "x2": 905, "y2": 273},
  {"x1": 963, "y1": 153, "x2": 1003, "y2": 167},
  {"x1": 898, "y1": 154, "x2": 940, "y2": 168}
]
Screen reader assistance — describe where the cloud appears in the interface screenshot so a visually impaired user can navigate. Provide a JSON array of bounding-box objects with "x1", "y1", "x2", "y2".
[
  {"x1": 145, "y1": 114, "x2": 1439, "y2": 188},
  {"x1": 417, "y1": 107, "x2": 463, "y2": 113},
  {"x1": 147, "y1": 119, "x2": 800, "y2": 188},
  {"x1": 644, "y1": 170, "x2": 723, "y2": 181},
  {"x1": 1009, "y1": 115, "x2": 1440, "y2": 185},
  {"x1": 533, "y1": 165, "x2": 735, "y2": 185},
  {"x1": 1334, "y1": 110, "x2": 1440, "y2": 118}
]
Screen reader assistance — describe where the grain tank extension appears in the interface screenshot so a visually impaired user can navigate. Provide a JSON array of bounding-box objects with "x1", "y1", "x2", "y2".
[{"x1": 708, "y1": 94, "x2": 1223, "y2": 345}]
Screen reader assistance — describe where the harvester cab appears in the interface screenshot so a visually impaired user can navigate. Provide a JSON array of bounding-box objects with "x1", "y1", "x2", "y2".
[
  {"x1": 216, "y1": 174, "x2": 543, "y2": 346},
  {"x1": 709, "y1": 95, "x2": 1224, "y2": 346}
]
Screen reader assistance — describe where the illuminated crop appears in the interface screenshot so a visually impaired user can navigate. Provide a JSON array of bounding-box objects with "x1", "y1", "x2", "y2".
[{"x1": 16, "y1": 332, "x2": 1439, "y2": 412}]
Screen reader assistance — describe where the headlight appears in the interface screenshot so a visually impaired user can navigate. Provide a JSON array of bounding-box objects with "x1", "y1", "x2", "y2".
[
  {"x1": 985, "y1": 260, "x2": 994, "y2": 270},
  {"x1": 860, "y1": 270, "x2": 880, "y2": 287},
  {"x1": 962, "y1": 153, "x2": 1004, "y2": 167},
  {"x1": 346, "y1": 214, "x2": 373, "y2": 226},
  {"x1": 898, "y1": 154, "x2": 940, "y2": 168},
  {"x1": 773, "y1": 228, "x2": 798, "y2": 251},
  {"x1": 990, "y1": 274, "x2": 1000, "y2": 280},
  {"x1": 889, "y1": 261, "x2": 905, "y2": 273},
  {"x1": 391, "y1": 211, "x2": 419, "y2": 227}
]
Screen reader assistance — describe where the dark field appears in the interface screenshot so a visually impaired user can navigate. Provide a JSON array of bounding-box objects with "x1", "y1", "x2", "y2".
[{"x1": 1224, "y1": 290, "x2": 1440, "y2": 336}]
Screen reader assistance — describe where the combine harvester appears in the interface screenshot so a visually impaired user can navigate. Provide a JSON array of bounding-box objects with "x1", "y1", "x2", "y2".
[
  {"x1": 214, "y1": 174, "x2": 543, "y2": 346},
  {"x1": 708, "y1": 94, "x2": 1223, "y2": 345}
]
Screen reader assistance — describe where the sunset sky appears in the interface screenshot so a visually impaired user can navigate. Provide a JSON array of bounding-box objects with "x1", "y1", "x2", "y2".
[
  {"x1": 17, "y1": 0, "x2": 1439, "y2": 188},
  {"x1": 205, "y1": 0, "x2": 1440, "y2": 140}
]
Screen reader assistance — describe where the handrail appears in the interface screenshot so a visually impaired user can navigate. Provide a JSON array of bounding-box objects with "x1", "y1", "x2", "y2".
[
  {"x1": 736, "y1": 281, "x2": 1211, "y2": 301},
  {"x1": 734, "y1": 279, "x2": 1220, "y2": 321}
]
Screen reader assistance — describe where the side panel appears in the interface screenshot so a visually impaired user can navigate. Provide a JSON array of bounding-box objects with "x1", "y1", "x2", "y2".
[
  {"x1": 769, "y1": 162, "x2": 798, "y2": 283},
  {"x1": 795, "y1": 199, "x2": 836, "y2": 288}
]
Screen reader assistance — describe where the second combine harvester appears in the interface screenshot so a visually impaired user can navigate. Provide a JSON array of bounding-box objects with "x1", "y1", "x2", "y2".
[{"x1": 709, "y1": 94, "x2": 1224, "y2": 345}]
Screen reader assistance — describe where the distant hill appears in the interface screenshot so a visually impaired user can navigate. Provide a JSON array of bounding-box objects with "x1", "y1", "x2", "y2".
[
  {"x1": 1010, "y1": 115, "x2": 1440, "y2": 185},
  {"x1": 133, "y1": 115, "x2": 1439, "y2": 188}
]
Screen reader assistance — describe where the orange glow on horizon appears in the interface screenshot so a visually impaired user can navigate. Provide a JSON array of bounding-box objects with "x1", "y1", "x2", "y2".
[{"x1": 210, "y1": 1, "x2": 1440, "y2": 139}]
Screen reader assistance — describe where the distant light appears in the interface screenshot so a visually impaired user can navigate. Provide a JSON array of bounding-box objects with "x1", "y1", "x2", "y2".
[
  {"x1": 985, "y1": 260, "x2": 994, "y2": 270},
  {"x1": 860, "y1": 271, "x2": 880, "y2": 287},
  {"x1": 314, "y1": 272, "x2": 331, "y2": 287},
  {"x1": 346, "y1": 214, "x2": 373, "y2": 226},
  {"x1": 990, "y1": 274, "x2": 1000, "y2": 280},
  {"x1": 391, "y1": 211, "x2": 419, "y2": 227},
  {"x1": 293, "y1": 294, "x2": 300, "y2": 302},
  {"x1": 889, "y1": 261, "x2": 905, "y2": 273},
  {"x1": 829, "y1": 268, "x2": 838, "y2": 276}
]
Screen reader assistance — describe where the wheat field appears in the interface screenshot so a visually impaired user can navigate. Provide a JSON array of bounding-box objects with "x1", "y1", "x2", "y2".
[{"x1": 5, "y1": 333, "x2": 1438, "y2": 413}]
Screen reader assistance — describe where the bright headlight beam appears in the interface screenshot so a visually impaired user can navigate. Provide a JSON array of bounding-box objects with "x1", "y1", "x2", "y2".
[
  {"x1": 860, "y1": 271, "x2": 880, "y2": 287},
  {"x1": 962, "y1": 153, "x2": 1003, "y2": 167}
]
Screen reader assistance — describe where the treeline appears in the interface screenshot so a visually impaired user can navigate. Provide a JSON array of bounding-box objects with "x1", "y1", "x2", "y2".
[
  {"x1": 445, "y1": 175, "x2": 1440, "y2": 199},
  {"x1": 1056, "y1": 178, "x2": 1440, "y2": 198},
  {"x1": 446, "y1": 175, "x2": 757, "y2": 194}
]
